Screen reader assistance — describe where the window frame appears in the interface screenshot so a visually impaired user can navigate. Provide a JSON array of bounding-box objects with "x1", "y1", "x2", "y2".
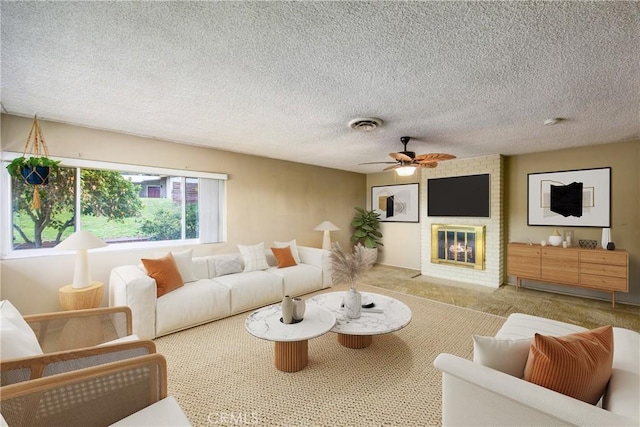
[{"x1": 1, "y1": 151, "x2": 227, "y2": 259}]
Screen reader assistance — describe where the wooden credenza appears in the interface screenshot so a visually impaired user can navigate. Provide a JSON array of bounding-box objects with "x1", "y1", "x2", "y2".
[{"x1": 507, "y1": 243, "x2": 629, "y2": 307}]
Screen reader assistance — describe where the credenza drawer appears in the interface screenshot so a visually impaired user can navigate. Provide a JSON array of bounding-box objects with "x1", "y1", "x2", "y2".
[
  {"x1": 580, "y1": 250, "x2": 627, "y2": 266},
  {"x1": 580, "y1": 274, "x2": 628, "y2": 292},
  {"x1": 580, "y1": 263, "x2": 627, "y2": 278}
]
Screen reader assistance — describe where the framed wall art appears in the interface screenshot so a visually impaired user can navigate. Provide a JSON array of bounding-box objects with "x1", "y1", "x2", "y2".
[
  {"x1": 527, "y1": 167, "x2": 611, "y2": 227},
  {"x1": 371, "y1": 183, "x2": 419, "y2": 222}
]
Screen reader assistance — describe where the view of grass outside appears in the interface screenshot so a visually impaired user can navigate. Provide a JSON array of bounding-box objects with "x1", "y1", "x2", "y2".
[{"x1": 12, "y1": 198, "x2": 187, "y2": 247}]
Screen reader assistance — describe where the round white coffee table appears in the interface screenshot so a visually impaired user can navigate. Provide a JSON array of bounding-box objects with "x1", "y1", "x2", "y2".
[
  {"x1": 307, "y1": 291, "x2": 412, "y2": 349},
  {"x1": 245, "y1": 303, "x2": 335, "y2": 372}
]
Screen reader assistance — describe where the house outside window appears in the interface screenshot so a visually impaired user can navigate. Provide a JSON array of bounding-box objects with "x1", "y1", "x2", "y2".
[{"x1": 1, "y1": 153, "x2": 226, "y2": 256}]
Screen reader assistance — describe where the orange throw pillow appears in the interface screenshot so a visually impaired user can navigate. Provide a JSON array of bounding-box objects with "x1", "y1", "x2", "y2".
[
  {"x1": 523, "y1": 325, "x2": 613, "y2": 405},
  {"x1": 141, "y1": 253, "x2": 184, "y2": 297},
  {"x1": 271, "y1": 246, "x2": 297, "y2": 268}
]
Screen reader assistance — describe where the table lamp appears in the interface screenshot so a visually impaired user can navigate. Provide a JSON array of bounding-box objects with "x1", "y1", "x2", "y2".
[
  {"x1": 314, "y1": 221, "x2": 340, "y2": 250},
  {"x1": 55, "y1": 230, "x2": 107, "y2": 288}
]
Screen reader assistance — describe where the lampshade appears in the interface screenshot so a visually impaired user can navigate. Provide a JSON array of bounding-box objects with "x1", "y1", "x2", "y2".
[
  {"x1": 395, "y1": 165, "x2": 416, "y2": 176},
  {"x1": 314, "y1": 221, "x2": 340, "y2": 250},
  {"x1": 56, "y1": 230, "x2": 108, "y2": 251},
  {"x1": 314, "y1": 221, "x2": 340, "y2": 232},
  {"x1": 56, "y1": 231, "x2": 107, "y2": 288}
]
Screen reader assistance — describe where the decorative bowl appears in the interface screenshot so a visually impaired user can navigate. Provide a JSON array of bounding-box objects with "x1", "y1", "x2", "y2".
[
  {"x1": 548, "y1": 235, "x2": 563, "y2": 247},
  {"x1": 579, "y1": 239, "x2": 598, "y2": 249}
]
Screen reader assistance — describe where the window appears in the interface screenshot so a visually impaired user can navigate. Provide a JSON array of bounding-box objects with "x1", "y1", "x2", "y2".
[{"x1": 1, "y1": 153, "x2": 226, "y2": 255}]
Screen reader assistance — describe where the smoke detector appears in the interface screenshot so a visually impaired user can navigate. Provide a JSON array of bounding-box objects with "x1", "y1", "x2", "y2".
[{"x1": 348, "y1": 117, "x2": 383, "y2": 131}]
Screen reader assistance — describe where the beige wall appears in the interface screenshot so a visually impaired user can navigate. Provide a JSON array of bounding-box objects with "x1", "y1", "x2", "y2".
[
  {"x1": 505, "y1": 139, "x2": 640, "y2": 305},
  {"x1": 2, "y1": 114, "x2": 638, "y2": 312},
  {"x1": 0, "y1": 114, "x2": 365, "y2": 314},
  {"x1": 364, "y1": 140, "x2": 639, "y2": 305},
  {"x1": 366, "y1": 173, "x2": 421, "y2": 269}
]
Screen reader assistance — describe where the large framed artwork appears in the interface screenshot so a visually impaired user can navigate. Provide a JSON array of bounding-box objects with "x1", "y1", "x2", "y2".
[
  {"x1": 527, "y1": 167, "x2": 611, "y2": 227},
  {"x1": 371, "y1": 183, "x2": 419, "y2": 223}
]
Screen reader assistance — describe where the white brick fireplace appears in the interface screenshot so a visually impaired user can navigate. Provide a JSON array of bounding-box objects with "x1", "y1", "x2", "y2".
[{"x1": 420, "y1": 154, "x2": 504, "y2": 288}]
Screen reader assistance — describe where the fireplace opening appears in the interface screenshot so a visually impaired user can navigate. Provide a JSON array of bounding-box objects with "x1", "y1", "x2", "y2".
[{"x1": 431, "y1": 224, "x2": 485, "y2": 270}]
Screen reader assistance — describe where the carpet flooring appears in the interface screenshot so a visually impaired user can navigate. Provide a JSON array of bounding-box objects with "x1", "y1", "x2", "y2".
[{"x1": 154, "y1": 284, "x2": 505, "y2": 427}]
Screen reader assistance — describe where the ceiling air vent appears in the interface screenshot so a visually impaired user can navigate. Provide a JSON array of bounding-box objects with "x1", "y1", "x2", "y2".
[{"x1": 348, "y1": 117, "x2": 383, "y2": 131}]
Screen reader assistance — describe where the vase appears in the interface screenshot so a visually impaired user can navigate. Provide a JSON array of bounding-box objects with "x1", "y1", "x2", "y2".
[
  {"x1": 344, "y1": 287, "x2": 362, "y2": 319},
  {"x1": 601, "y1": 228, "x2": 611, "y2": 250},
  {"x1": 292, "y1": 297, "x2": 305, "y2": 321},
  {"x1": 281, "y1": 295, "x2": 294, "y2": 324}
]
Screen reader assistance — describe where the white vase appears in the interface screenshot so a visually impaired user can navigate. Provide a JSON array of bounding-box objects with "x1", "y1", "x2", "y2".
[
  {"x1": 344, "y1": 287, "x2": 362, "y2": 319},
  {"x1": 292, "y1": 297, "x2": 305, "y2": 321},
  {"x1": 281, "y1": 295, "x2": 294, "y2": 324},
  {"x1": 601, "y1": 228, "x2": 611, "y2": 250}
]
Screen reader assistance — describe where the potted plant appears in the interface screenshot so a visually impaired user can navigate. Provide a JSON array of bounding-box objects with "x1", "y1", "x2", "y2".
[
  {"x1": 351, "y1": 207, "x2": 383, "y2": 247},
  {"x1": 350, "y1": 207, "x2": 383, "y2": 264},
  {"x1": 6, "y1": 156, "x2": 60, "y2": 185}
]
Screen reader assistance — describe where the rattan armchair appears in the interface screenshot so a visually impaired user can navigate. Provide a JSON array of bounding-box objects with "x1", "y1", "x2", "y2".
[
  {"x1": 1, "y1": 306, "x2": 155, "y2": 387},
  {"x1": 1, "y1": 354, "x2": 176, "y2": 426}
]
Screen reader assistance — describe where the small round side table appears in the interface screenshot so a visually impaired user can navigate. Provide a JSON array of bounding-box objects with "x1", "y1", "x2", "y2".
[{"x1": 58, "y1": 281, "x2": 104, "y2": 310}]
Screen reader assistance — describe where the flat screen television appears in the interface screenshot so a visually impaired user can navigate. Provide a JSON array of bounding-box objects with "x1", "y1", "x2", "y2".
[{"x1": 427, "y1": 173, "x2": 490, "y2": 217}]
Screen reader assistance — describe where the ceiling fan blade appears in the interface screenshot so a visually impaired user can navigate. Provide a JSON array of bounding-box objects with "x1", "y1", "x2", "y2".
[
  {"x1": 389, "y1": 152, "x2": 412, "y2": 161},
  {"x1": 358, "y1": 161, "x2": 397, "y2": 165},
  {"x1": 418, "y1": 162, "x2": 438, "y2": 168},
  {"x1": 383, "y1": 164, "x2": 400, "y2": 171},
  {"x1": 415, "y1": 153, "x2": 456, "y2": 162}
]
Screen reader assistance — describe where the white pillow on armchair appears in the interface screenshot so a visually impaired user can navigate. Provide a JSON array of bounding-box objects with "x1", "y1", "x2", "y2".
[{"x1": 0, "y1": 300, "x2": 43, "y2": 360}]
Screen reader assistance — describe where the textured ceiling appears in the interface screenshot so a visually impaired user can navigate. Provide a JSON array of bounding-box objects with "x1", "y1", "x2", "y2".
[{"x1": 2, "y1": 1, "x2": 638, "y2": 174}]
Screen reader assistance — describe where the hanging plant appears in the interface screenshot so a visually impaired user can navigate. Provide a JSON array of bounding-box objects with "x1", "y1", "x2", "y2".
[
  {"x1": 5, "y1": 116, "x2": 59, "y2": 208},
  {"x1": 6, "y1": 156, "x2": 60, "y2": 184}
]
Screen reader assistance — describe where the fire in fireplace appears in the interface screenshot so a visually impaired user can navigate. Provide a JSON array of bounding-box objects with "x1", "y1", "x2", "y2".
[{"x1": 431, "y1": 224, "x2": 485, "y2": 270}]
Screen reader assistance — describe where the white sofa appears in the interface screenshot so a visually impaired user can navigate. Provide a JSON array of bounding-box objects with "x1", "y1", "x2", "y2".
[
  {"x1": 434, "y1": 313, "x2": 639, "y2": 426},
  {"x1": 109, "y1": 246, "x2": 332, "y2": 339}
]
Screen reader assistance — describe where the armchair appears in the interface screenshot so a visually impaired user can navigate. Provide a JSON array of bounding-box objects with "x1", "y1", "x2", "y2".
[
  {"x1": 1, "y1": 353, "x2": 190, "y2": 426},
  {"x1": 1, "y1": 301, "x2": 153, "y2": 386}
]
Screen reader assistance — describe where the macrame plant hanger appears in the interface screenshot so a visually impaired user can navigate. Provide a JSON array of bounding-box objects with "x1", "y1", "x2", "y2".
[{"x1": 22, "y1": 115, "x2": 51, "y2": 209}]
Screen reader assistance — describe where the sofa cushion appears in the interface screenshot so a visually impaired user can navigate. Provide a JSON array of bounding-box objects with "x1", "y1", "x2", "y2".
[
  {"x1": 274, "y1": 239, "x2": 301, "y2": 263},
  {"x1": 170, "y1": 249, "x2": 198, "y2": 282},
  {"x1": 213, "y1": 271, "x2": 282, "y2": 313},
  {"x1": 472, "y1": 335, "x2": 532, "y2": 378},
  {"x1": 271, "y1": 246, "x2": 297, "y2": 268},
  {"x1": 141, "y1": 253, "x2": 184, "y2": 297},
  {"x1": 524, "y1": 325, "x2": 613, "y2": 405},
  {"x1": 238, "y1": 242, "x2": 270, "y2": 272},
  {"x1": 0, "y1": 300, "x2": 43, "y2": 361},
  {"x1": 214, "y1": 255, "x2": 243, "y2": 277},
  {"x1": 155, "y1": 279, "x2": 231, "y2": 336},
  {"x1": 270, "y1": 264, "x2": 323, "y2": 296}
]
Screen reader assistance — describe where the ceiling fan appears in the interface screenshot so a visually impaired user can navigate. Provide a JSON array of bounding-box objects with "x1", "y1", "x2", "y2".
[{"x1": 359, "y1": 136, "x2": 456, "y2": 175}]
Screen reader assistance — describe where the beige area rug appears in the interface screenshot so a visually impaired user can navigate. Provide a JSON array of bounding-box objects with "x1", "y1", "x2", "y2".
[{"x1": 154, "y1": 284, "x2": 506, "y2": 427}]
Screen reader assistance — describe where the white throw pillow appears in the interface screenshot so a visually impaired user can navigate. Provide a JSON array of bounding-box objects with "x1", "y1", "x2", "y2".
[
  {"x1": 154, "y1": 249, "x2": 197, "y2": 283},
  {"x1": 0, "y1": 300, "x2": 43, "y2": 361},
  {"x1": 274, "y1": 239, "x2": 301, "y2": 263},
  {"x1": 472, "y1": 335, "x2": 532, "y2": 378},
  {"x1": 238, "y1": 242, "x2": 270, "y2": 272},
  {"x1": 214, "y1": 255, "x2": 243, "y2": 276}
]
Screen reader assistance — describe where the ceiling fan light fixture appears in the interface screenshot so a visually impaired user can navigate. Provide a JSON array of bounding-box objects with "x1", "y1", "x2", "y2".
[
  {"x1": 395, "y1": 165, "x2": 416, "y2": 176},
  {"x1": 348, "y1": 117, "x2": 383, "y2": 131}
]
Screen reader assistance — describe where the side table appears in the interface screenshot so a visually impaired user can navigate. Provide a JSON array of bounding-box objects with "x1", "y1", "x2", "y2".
[
  {"x1": 58, "y1": 282, "x2": 105, "y2": 349},
  {"x1": 58, "y1": 281, "x2": 104, "y2": 310}
]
